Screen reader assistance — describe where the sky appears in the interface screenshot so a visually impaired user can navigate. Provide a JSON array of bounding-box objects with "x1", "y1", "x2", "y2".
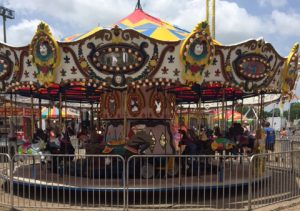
[{"x1": 0, "y1": 0, "x2": 299, "y2": 98}]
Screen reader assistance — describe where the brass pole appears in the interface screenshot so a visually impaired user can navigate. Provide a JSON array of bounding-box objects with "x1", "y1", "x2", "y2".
[
  {"x1": 123, "y1": 90, "x2": 128, "y2": 142},
  {"x1": 10, "y1": 92, "x2": 12, "y2": 122},
  {"x1": 4, "y1": 94, "x2": 7, "y2": 133},
  {"x1": 206, "y1": 0, "x2": 210, "y2": 22},
  {"x1": 240, "y1": 99, "x2": 243, "y2": 123},
  {"x1": 79, "y1": 101, "x2": 82, "y2": 131},
  {"x1": 97, "y1": 102, "x2": 100, "y2": 130},
  {"x1": 9, "y1": 93, "x2": 13, "y2": 140},
  {"x1": 231, "y1": 99, "x2": 234, "y2": 125},
  {"x1": 187, "y1": 104, "x2": 190, "y2": 129},
  {"x1": 222, "y1": 90, "x2": 225, "y2": 133},
  {"x1": 59, "y1": 92, "x2": 62, "y2": 127},
  {"x1": 65, "y1": 95, "x2": 68, "y2": 127},
  {"x1": 216, "y1": 101, "x2": 220, "y2": 128},
  {"x1": 212, "y1": 0, "x2": 216, "y2": 39},
  {"x1": 198, "y1": 96, "x2": 202, "y2": 132},
  {"x1": 90, "y1": 103, "x2": 94, "y2": 130},
  {"x1": 30, "y1": 93, "x2": 34, "y2": 141},
  {"x1": 14, "y1": 93, "x2": 17, "y2": 130},
  {"x1": 39, "y1": 98, "x2": 42, "y2": 128},
  {"x1": 260, "y1": 94, "x2": 264, "y2": 126}
]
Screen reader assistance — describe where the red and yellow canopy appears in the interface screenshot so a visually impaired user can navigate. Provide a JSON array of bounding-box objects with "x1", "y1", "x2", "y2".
[
  {"x1": 115, "y1": 8, "x2": 189, "y2": 41},
  {"x1": 61, "y1": 8, "x2": 189, "y2": 42}
]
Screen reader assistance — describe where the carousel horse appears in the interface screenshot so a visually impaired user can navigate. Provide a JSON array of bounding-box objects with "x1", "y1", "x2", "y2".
[
  {"x1": 103, "y1": 125, "x2": 152, "y2": 156},
  {"x1": 210, "y1": 137, "x2": 238, "y2": 155},
  {"x1": 17, "y1": 128, "x2": 49, "y2": 158}
]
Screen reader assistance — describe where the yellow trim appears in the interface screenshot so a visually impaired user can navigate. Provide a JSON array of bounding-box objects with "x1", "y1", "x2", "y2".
[
  {"x1": 281, "y1": 43, "x2": 299, "y2": 97},
  {"x1": 76, "y1": 27, "x2": 102, "y2": 40},
  {"x1": 180, "y1": 21, "x2": 215, "y2": 84},
  {"x1": 30, "y1": 22, "x2": 61, "y2": 84}
]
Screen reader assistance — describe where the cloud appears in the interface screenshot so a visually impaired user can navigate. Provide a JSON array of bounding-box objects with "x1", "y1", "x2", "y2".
[
  {"x1": 0, "y1": 0, "x2": 298, "y2": 54},
  {"x1": 270, "y1": 10, "x2": 300, "y2": 36},
  {"x1": 258, "y1": 0, "x2": 288, "y2": 8},
  {"x1": 5, "y1": 0, "x2": 133, "y2": 29},
  {"x1": 0, "y1": 19, "x2": 62, "y2": 46},
  {"x1": 214, "y1": 1, "x2": 264, "y2": 44}
]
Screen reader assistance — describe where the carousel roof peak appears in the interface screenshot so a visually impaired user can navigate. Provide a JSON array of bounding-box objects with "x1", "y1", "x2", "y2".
[
  {"x1": 135, "y1": 0, "x2": 143, "y2": 10},
  {"x1": 115, "y1": 6, "x2": 190, "y2": 41}
]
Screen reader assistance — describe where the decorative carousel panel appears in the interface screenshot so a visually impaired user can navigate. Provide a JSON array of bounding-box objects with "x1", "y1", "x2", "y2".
[
  {"x1": 105, "y1": 92, "x2": 120, "y2": 118},
  {"x1": 180, "y1": 21, "x2": 215, "y2": 84},
  {"x1": 233, "y1": 54, "x2": 271, "y2": 81},
  {"x1": 0, "y1": 53, "x2": 13, "y2": 81},
  {"x1": 127, "y1": 90, "x2": 145, "y2": 117},
  {"x1": 88, "y1": 43, "x2": 148, "y2": 74},
  {"x1": 150, "y1": 92, "x2": 164, "y2": 117},
  {"x1": 221, "y1": 39, "x2": 284, "y2": 93},
  {"x1": 82, "y1": 26, "x2": 179, "y2": 89},
  {"x1": 29, "y1": 22, "x2": 60, "y2": 85},
  {"x1": 169, "y1": 95, "x2": 176, "y2": 119},
  {"x1": 281, "y1": 43, "x2": 299, "y2": 97}
]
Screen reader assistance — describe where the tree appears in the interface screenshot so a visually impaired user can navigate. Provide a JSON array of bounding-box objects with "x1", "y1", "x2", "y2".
[{"x1": 284, "y1": 102, "x2": 300, "y2": 122}]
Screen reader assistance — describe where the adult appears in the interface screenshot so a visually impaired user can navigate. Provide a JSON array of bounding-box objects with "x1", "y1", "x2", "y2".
[
  {"x1": 279, "y1": 127, "x2": 288, "y2": 140},
  {"x1": 178, "y1": 129, "x2": 199, "y2": 155},
  {"x1": 124, "y1": 124, "x2": 152, "y2": 154}
]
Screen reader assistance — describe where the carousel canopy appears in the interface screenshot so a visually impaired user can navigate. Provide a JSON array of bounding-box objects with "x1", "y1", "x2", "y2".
[
  {"x1": 61, "y1": 8, "x2": 189, "y2": 42},
  {"x1": 61, "y1": 27, "x2": 102, "y2": 42},
  {"x1": 0, "y1": 2, "x2": 298, "y2": 108},
  {"x1": 115, "y1": 8, "x2": 189, "y2": 41}
]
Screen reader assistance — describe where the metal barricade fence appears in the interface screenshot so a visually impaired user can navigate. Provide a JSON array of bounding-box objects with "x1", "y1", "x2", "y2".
[
  {"x1": 0, "y1": 139, "x2": 9, "y2": 154},
  {"x1": 127, "y1": 154, "x2": 251, "y2": 210},
  {"x1": 1, "y1": 151, "x2": 300, "y2": 210},
  {"x1": 10, "y1": 154, "x2": 125, "y2": 210},
  {"x1": 249, "y1": 150, "x2": 300, "y2": 210},
  {"x1": 0, "y1": 153, "x2": 11, "y2": 208}
]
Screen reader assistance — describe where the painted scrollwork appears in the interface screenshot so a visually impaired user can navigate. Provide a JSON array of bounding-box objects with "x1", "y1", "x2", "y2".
[
  {"x1": 127, "y1": 91, "x2": 144, "y2": 117},
  {"x1": 105, "y1": 92, "x2": 119, "y2": 117},
  {"x1": 222, "y1": 39, "x2": 283, "y2": 92},
  {"x1": 88, "y1": 42, "x2": 148, "y2": 75},
  {"x1": 29, "y1": 22, "x2": 60, "y2": 85},
  {"x1": 281, "y1": 43, "x2": 299, "y2": 97},
  {"x1": 150, "y1": 92, "x2": 164, "y2": 117},
  {"x1": 169, "y1": 94, "x2": 176, "y2": 118},
  {"x1": 234, "y1": 54, "x2": 271, "y2": 81},
  {"x1": 0, "y1": 51, "x2": 13, "y2": 81},
  {"x1": 180, "y1": 21, "x2": 215, "y2": 84}
]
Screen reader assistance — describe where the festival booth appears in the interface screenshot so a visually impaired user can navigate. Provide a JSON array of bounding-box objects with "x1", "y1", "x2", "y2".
[{"x1": 0, "y1": 3, "x2": 298, "y2": 156}]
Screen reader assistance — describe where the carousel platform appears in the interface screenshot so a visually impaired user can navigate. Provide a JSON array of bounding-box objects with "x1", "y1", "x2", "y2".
[{"x1": 4, "y1": 160, "x2": 270, "y2": 193}]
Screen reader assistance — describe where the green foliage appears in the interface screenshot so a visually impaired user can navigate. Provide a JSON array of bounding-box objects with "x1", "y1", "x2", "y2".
[{"x1": 283, "y1": 102, "x2": 300, "y2": 121}]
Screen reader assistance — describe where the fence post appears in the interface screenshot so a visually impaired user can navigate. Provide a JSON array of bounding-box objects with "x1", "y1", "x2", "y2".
[
  {"x1": 291, "y1": 141, "x2": 294, "y2": 171},
  {"x1": 248, "y1": 156, "x2": 253, "y2": 211},
  {"x1": 124, "y1": 155, "x2": 127, "y2": 211},
  {"x1": 9, "y1": 154, "x2": 14, "y2": 210}
]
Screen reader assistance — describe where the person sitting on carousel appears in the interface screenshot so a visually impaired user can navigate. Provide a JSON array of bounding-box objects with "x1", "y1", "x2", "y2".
[
  {"x1": 178, "y1": 129, "x2": 199, "y2": 155},
  {"x1": 124, "y1": 124, "x2": 152, "y2": 154},
  {"x1": 198, "y1": 126, "x2": 210, "y2": 153},
  {"x1": 213, "y1": 126, "x2": 222, "y2": 139},
  {"x1": 85, "y1": 128, "x2": 105, "y2": 154},
  {"x1": 77, "y1": 126, "x2": 89, "y2": 148}
]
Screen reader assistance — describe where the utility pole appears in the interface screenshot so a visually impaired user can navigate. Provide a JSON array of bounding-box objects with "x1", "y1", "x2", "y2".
[{"x1": 0, "y1": 6, "x2": 15, "y2": 43}]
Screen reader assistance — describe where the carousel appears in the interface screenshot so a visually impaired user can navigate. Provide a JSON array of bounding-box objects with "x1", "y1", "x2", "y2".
[{"x1": 0, "y1": 0, "x2": 299, "y2": 206}]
